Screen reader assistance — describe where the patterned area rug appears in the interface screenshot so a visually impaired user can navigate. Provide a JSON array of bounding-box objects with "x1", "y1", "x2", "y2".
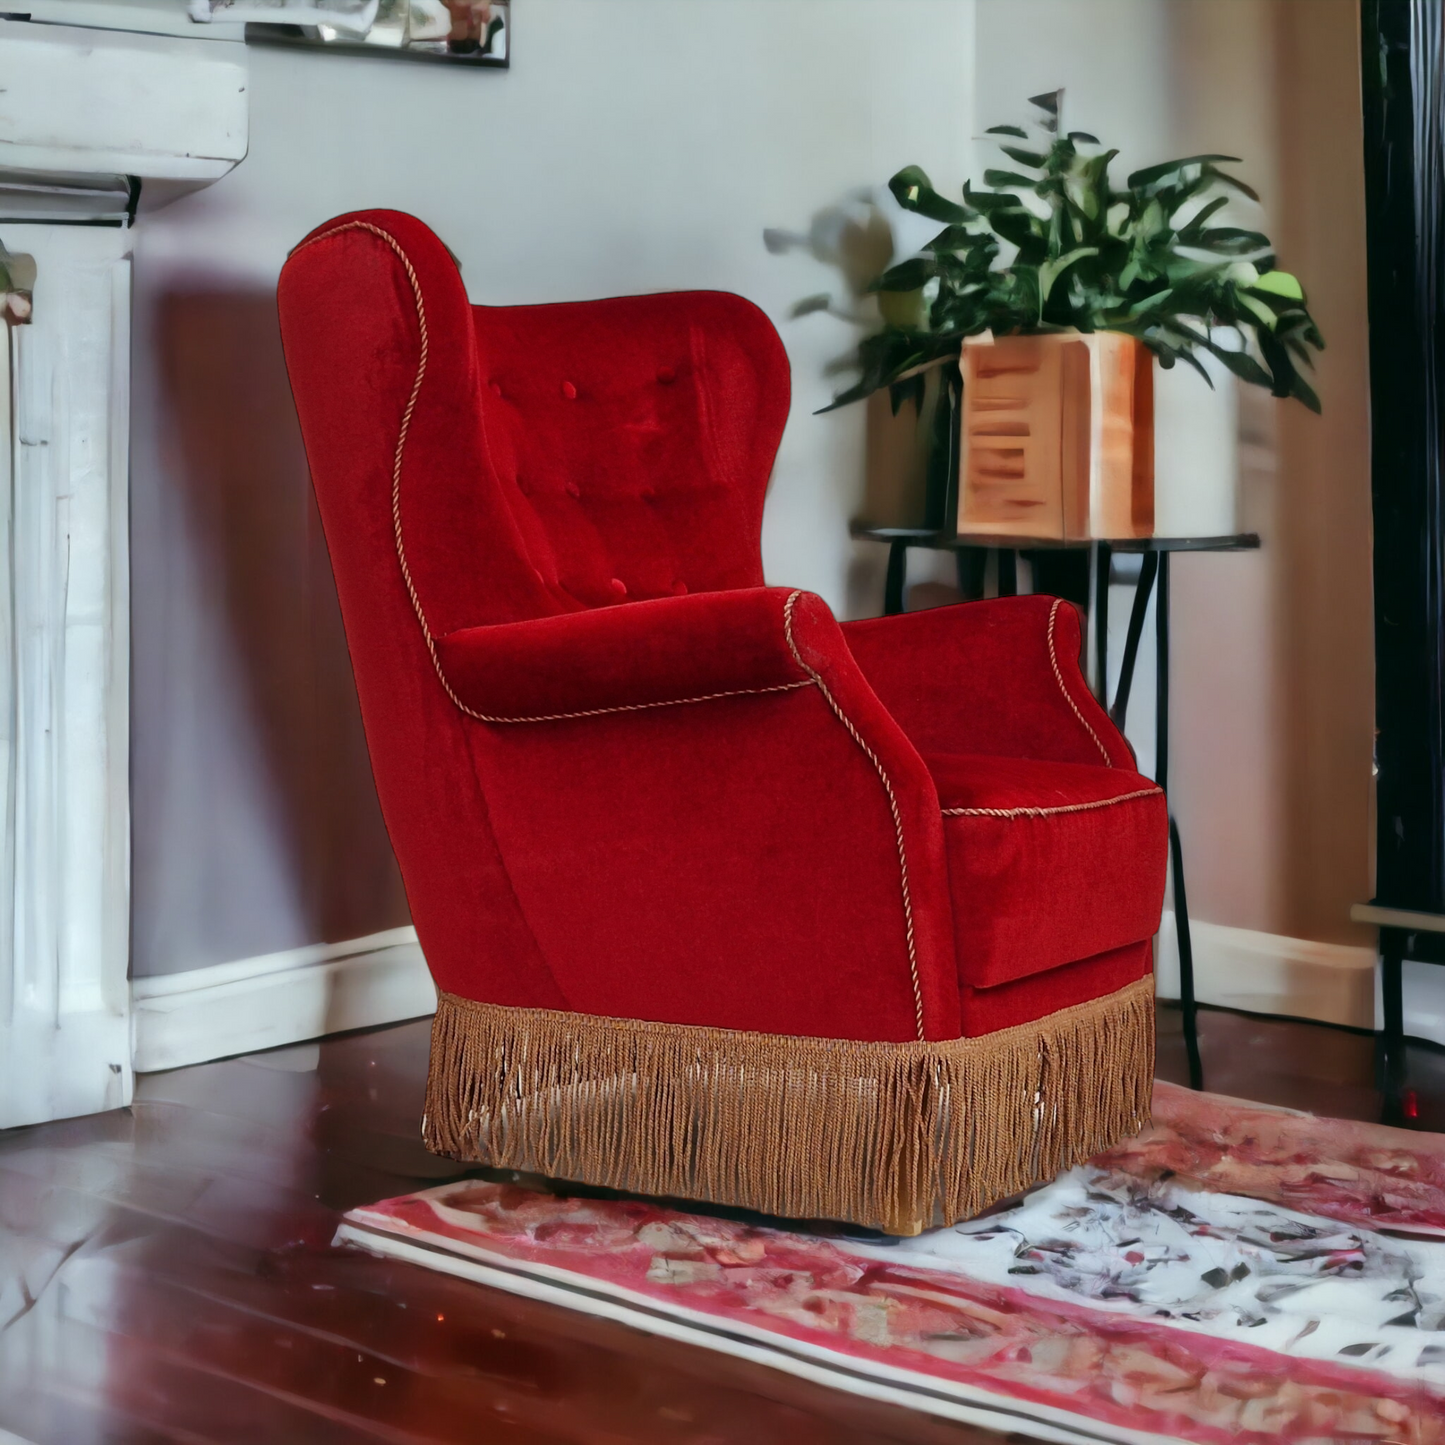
[{"x1": 338, "y1": 1082, "x2": 1445, "y2": 1445}]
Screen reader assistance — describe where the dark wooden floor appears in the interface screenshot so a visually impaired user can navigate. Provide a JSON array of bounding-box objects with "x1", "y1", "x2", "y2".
[{"x1": 1, "y1": 1002, "x2": 1441, "y2": 1445}]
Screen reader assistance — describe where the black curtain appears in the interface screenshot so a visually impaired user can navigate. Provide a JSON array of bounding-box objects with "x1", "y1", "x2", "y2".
[{"x1": 1362, "y1": 0, "x2": 1445, "y2": 914}]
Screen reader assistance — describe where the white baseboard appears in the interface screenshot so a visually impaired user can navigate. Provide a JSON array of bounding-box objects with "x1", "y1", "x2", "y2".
[
  {"x1": 130, "y1": 926, "x2": 437, "y2": 1073},
  {"x1": 1154, "y1": 909, "x2": 1377, "y2": 1031},
  {"x1": 127, "y1": 913, "x2": 1401, "y2": 1074}
]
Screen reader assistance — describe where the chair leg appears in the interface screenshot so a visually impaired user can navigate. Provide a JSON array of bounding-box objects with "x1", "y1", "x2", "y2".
[{"x1": 1379, "y1": 939, "x2": 1408, "y2": 1125}]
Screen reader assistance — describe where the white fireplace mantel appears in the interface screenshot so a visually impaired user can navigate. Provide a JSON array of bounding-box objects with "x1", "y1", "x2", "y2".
[{"x1": 0, "y1": 18, "x2": 248, "y2": 1128}]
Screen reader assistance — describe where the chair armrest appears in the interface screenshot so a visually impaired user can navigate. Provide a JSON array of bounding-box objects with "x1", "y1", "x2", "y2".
[
  {"x1": 435, "y1": 586, "x2": 812, "y2": 721},
  {"x1": 436, "y1": 585, "x2": 962, "y2": 1040},
  {"x1": 842, "y1": 595, "x2": 1133, "y2": 767}
]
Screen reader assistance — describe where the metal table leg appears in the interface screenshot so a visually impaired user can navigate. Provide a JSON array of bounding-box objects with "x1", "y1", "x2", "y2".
[
  {"x1": 1109, "y1": 551, "x2": 1159, "y2": 732},
  {"x1": 956, "y1": 546, "x2": 988, "y2": 601},
  {"x1": 1169, "y1": 818, "x2": 1203, "y2": 1090},
  {"x1": 1380, "y1": 928, "x2": 1407, "y2": 1124},
  {"x1": 1098, "y1": 549, "x2": 1202, "y2": 1086},
  {"x1": 1094, "y1": 541, "x2": 1111, "y2": 698},
  {"x1": 884, "y1": 540, "x2": 907, "y2": 616},
  {"x1": 1155, "y1": 552, "x2": 1203, "y2": 1090},
  {"x1": 997, "y1": 548, "x2": 1018, "y2": 598}
]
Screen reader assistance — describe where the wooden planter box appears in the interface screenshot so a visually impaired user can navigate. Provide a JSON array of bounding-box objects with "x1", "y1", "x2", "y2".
[
  {"x1": 858, "y1": 365, "x2": 956, "y2": 531},
  {"x1": 958, "y1": 331, "x2": 1154, "y2": 541}
]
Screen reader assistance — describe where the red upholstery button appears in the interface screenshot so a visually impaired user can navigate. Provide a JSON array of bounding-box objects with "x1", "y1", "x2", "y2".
[
  {"x1": 517, "y1": 478, "x2": 531, "y2": 495},
  {"x1": 565, "y1": 482, "x2": 580, "y2": 498},
  {"x1": 656, "y1": 366, "x2": 676, "y2": 384},
  {"x1": 671, "y1": 581, "x2": 688, "y2": 595},
  {"x1": 489, "y1": 381, "x2": 503, "y2": 397},
  {"x1": 609, "y1": 578, "x2": 628, "y2": 596},
  {"x1": 561, "y1": 380, "x2": 577, "y2": 399},
  {"x1": 640, "y1": 487, "x2": 657, "y2": 500}
]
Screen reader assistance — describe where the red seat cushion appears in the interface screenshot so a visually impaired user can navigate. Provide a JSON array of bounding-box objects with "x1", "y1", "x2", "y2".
[
  {"x1": 960, "y1": 939, "x2": 1153, "y2": 1036},
  {"x1": 929, "y1": 752, "x2": 1167, "y2": 990}
]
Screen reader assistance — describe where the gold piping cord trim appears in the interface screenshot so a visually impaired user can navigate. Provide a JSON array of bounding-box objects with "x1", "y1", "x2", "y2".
[
  {"x1": 942, "y1": 785, "x2": 1163, "y2": 819},
  {"x1": 782, "y1": 591, "x2": 927, "y2": 1039},
  {"x1": 455, "y1": 678, "x2": 813, "y2": 724},
  {"x1": 1046, "y1": 598, "x2": 1113, "y2": 766}
]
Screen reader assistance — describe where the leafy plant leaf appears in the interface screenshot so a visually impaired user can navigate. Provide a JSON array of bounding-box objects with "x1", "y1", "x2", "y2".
[
  {"x1": 1251, "y1": 269, "x2": 1305, "y2": 300},
  {"x1": 1193, "y1": 226, "x2": 1272, "y2": 255},
  {"x1": 999, "y1": 145, "x2": 1049, "y2": 169},
  {"x1": 984, "y1": 169, "x2": 1041, "y2": 190},
  {"x1": 1208, "y1": 167, "x2": 1261, "y2": 202},
  {"x1": 1177, "y1": 194, "x2": 1229, "y2": 238},
  {"x1": 964, "y1": 182, "x2": 1030, "y2": 215},
  {"x1": 780, "y1": 102, "x2": 1322, "y2": 413},
  {"x1": 1237, "y1": 292, "x2": 1280, "y2": 329},
  {"x1": 1039, "y1": 247, "x2": 1100, "y2": 303},
  {"x1": 871, "y1": 256, "x2": 936, "y2": 292},
  {"x1": 1155, "y1": 342, "x2": 1215, "y2": 386},
  {"x1": 888, "y1": 165, "x2": 970, "y2": 223},
  {"x1": 1200, "y1": 336, "x2": 1274, "y2": 389},
  {"x1": 1127, "y1": 154, "x2": 1242, "y2": 188}
]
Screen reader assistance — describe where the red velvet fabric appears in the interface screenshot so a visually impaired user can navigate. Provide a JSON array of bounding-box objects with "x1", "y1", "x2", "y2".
[
  {"x1": 437, "y1": 586, "x2": 808, "y2": 718},
  {"x1": 843, "y1": 597, "x2": 1134, "y2": 768},
  {"x1": 960, "y1": 941, "x2": 1153, "y2": 1035},
  {"x1": 277, "y1": 208, "x2": 1166, "y2": 1047},
  {"x1": 930, "y1": 754, "x2": 1167, "y2": 988}
]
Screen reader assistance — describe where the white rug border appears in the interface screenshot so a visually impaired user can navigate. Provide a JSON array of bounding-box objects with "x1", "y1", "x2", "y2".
[{"x1": 336, "y1": 1214, "x2": 1184, "y2": 1445}]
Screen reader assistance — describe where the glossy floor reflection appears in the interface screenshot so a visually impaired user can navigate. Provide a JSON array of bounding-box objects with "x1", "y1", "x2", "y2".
[{"x1": 0, "y1": 1002, "x2": 1440, "y2": 1445}]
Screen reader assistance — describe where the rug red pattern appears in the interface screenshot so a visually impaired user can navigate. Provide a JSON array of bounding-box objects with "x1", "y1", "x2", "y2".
[{"x1": 340, "y1": 1083, "x2": 1445, "y2": 1444}]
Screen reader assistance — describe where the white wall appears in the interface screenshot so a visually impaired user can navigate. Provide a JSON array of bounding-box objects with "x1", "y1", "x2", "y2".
[
  {"x1": 973, "y1": 0, "x2": 1374, "y2": 959},
  {"x1": 132, "y1": 0, "x2": 1381, "y2": 1037},
  {"x1": 129, "y1": 0, "x2": 977, "y2": 977},
  {"x1": 972, "y1": 0, "x2": 1286, "y2": 924}
]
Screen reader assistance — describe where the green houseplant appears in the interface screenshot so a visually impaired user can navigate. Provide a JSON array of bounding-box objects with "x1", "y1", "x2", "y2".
[{"x1": 776, "y1": 96, "x2": 1324, "y2": 534}]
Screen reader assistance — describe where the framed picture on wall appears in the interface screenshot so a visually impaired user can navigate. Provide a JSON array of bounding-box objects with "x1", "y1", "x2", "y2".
[{"x1": 194, "y1": 0, "x2": 510, "y2": 66}]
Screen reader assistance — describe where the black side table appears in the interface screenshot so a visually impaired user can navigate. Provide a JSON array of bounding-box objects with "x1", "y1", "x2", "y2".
[
  {"x1": 852, "y1": 525, "x2": 1263, "y2": 1091},
  {"x1": 1349, "y1": 902, "x2": 1445, "y2": 1124}
]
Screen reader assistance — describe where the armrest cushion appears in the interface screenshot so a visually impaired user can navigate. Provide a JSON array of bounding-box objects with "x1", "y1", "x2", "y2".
[
  {"x1": 442, "y1": 585, "x2": 964, "y2": 1040},
  {"x1": 842, "y1": 595, "x2": 1133, "y2": 767},
  {"x1": 435, "y1": 586, "x2": 811, "y2": 720}
]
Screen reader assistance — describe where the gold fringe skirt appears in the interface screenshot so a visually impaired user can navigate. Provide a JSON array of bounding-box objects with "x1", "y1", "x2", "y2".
[{"x1": 423, "y1": 975, "x2": 1155, "y2": 1236}]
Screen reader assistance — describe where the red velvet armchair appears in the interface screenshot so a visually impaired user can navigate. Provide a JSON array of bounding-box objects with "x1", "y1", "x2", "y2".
[{"x1": 278, "y1": 210, "x2": 1167, "y2": 1235}]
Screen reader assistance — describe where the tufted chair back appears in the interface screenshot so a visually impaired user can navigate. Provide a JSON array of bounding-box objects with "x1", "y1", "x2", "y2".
[
  {"x1": 280, "y1": 209, "x2": 790, "y2": 643},
  {"x1": 472, "y1": 293, "x2": 790, "y2": 615}
]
